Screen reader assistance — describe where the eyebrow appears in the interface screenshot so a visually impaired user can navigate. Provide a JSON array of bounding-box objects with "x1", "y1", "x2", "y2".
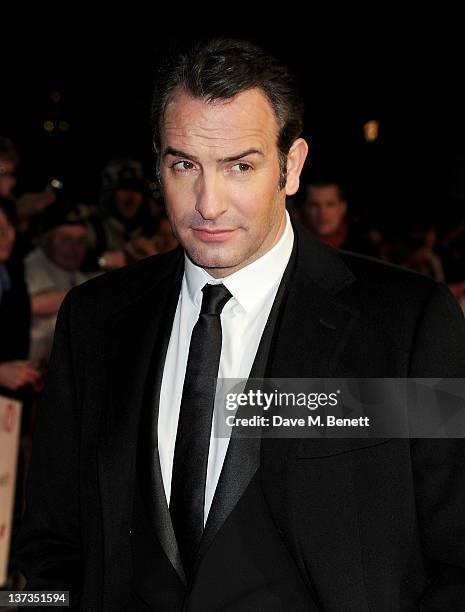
[{"x1": 163, "y1": 147, "x2": 263, "y2": 163}]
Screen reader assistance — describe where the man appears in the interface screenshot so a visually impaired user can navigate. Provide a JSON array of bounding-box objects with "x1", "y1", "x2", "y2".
[
  {"x1": 0, "y1": 198, "x2": 40, "y2": 396},
  {"x1": 0, "y1": 136, "x2": 19, "y2": 199},
  {"x1": 0, "y1": 135, "x2": 57, "y2": 258},
  {"x1": 24, "y1": 202, "x2": 90, "y2": 368},
  {"x1": 83, "y1": 157, "x2": 161, "y2": 272},
  {"x1": 17, "y1": 39, "x2": 465, "y2": 611},
  {"x1": 301, "y1": 179, "x2": 377, "y2": 256}
]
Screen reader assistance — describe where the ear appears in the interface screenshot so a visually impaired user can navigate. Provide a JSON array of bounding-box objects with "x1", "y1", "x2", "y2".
[
  {"x1": 340, "y1": 200, "x2": 347, "y2": 215},
  {"x1": 284, "y1": 138, "x2": 309, "y2": 195}
]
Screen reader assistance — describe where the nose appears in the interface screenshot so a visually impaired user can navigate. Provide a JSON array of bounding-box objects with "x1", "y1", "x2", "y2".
[{"x1": 195, "y1": 172, "x2": 228, "y2": 221}]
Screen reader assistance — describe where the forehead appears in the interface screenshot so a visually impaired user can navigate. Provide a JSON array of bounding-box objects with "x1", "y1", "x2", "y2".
[
  {"x1": 161, "y1": 87, "x2": 280, "y2": 155},
  {"x1": 308, "y1": 185, "x2": 341, "y2": 201}
]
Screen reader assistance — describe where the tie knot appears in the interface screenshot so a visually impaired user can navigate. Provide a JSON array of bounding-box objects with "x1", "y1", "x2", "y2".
[{"x1": 200, "y1": 283, "x2": 232, "y2": 315}]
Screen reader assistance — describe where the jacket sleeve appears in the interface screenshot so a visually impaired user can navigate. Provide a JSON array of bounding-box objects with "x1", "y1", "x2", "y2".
[
  {"x1": 408, "y1": 283, "x2": 465, "y2": 611},
  {"x1": 16, "y1": 287, "x2": 82, "y2": 609}
]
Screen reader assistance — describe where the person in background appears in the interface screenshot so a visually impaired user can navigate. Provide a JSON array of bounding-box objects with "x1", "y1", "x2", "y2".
[
  {"x1": 395, "y1": 223, "x2": 446, "y2": 281},
  {"x1": 300, "y1": 179, "x2": 377, "y2": 256},
  {"x1": 24, "y1": 201, "x2": 90, "y2": 370},
  {"x1": 0, "y1": 197, "x2": 41, "y2": 395},
  {"x1": 83, "y1": 157, "x2": 162, "y2": 271},
  {"x1": 0, "y1": 136, "x2": 19, "y2": 199},
  {"x1": 0, "y1": 134, "x2": 57, "y2": 257}
]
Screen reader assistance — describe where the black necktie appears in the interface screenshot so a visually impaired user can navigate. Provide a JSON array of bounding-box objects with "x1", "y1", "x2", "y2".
[{"x1": 170, "y1": 283, "x2": 232, "y2": 577}]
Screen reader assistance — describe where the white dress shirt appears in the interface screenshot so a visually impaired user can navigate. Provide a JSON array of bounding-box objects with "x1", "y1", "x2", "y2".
[{"x1": 158, "y1": 211, "x2": 294, "y2": 523}]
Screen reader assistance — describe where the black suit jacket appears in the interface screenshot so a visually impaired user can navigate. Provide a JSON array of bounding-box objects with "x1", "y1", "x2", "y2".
[{"x1": 17, "y1": 221, "x2": 465, "y2": 610}]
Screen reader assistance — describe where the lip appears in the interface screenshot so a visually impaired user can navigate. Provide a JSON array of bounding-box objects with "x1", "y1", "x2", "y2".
[{"x1": 192, "y1": 227, "x2": 236, "y2": 242}]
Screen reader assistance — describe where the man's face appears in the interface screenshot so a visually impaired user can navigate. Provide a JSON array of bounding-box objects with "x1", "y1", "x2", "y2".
[
  {"x1": 158, "y1": 87, "x2": 289, "y2": 277},
  {"x1": 0, "y1": 210, "x2": 15, "y2": 263},
  {"x1": 0, "y1": 159, "x2": 17, "y2": 198},
  {"x1": 46, "y1": 225, "x2": 87, "y2": 271},
  {"x1": 303, "y1": 185, "x2": 347, "y2": 237}
]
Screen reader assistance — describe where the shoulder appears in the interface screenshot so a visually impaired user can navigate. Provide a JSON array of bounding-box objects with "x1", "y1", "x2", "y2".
[
  {"x1": 294, "y1": 221, "x2": 443, "y2": 310},
  {"x1": 339, "y1": 249, "x2": 439, "y2": 299},
  {"x1": 24, "y1": 248, "x2": 55, "y2": 293},
  {"x1": 340, "y1": 252, "x2": 465, "y2": 360},
  {"x1": 65, "y1": 248, "x2": 183, "y2": 321},
  {"x1": 339, "y1": 248, "x2": 462, "y2": 322}
]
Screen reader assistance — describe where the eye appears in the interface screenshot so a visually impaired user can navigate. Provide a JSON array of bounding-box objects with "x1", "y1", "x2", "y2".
[
  {"x1": 231, "y1": 162, "x2": 253, "y2": 173},
  {"x1": 172, "y1": 160, "x2": 196, "y2": 172}
]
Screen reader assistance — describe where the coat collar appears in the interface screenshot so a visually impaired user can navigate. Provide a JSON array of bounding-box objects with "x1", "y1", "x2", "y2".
[{"x1": 268, "y1": 219, "x2": 358, "y2": 378}]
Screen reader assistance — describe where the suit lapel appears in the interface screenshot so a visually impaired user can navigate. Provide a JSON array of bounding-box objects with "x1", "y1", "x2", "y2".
[
  {"x1": 269, "y1": 274, "x2": 358, "y2": 379},
  {"x1": 262, "y1": 220, "x2": 362, "y2": 480},
  {"x1": 98, "y1": 252, "x2": 186, "y2": 594},
  {"x1": 268, "y1": 220, "x2": 358, "y2": 378},
  {"x1": 136, "y1": 267, "x2": 187, "y2": 585}
]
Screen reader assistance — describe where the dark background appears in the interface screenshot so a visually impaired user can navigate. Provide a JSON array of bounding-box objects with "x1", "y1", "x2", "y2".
[{"x1": 2, "y1": 14, "x2": 464, "y2": 238}]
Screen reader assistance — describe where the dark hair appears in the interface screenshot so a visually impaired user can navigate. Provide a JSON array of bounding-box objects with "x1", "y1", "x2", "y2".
[
  {"x1": 151, "y1": 38, "x2": 304, "y2": 190},
  {"x1": 306, "y1": 179, "x2": 345, "y2": 202},
  {"x1": 0, "y1": 136, "x2": 19, "y2": 167}
]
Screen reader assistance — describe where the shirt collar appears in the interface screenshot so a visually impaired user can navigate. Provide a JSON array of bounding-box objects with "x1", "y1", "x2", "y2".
[{"x1": 184, "y1": 210, "x2": 294, "y2": 312}]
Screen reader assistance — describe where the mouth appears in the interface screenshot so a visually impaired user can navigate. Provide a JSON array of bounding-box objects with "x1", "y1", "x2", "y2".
[{"x1": 191, "y1": 227, "x2": 236, "y2": 242}]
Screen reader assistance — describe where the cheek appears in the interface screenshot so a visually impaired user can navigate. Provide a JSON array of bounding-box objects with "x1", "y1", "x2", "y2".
[
  {"x1": 164, "y1": 199, "x2": 192, "y2": 241},
  {"x1": 163, "y1": 178, "x2": 191, "y2": 214},
  {"x1": 328, "y1": 209, "x2": 341, "y2": 223},
  {"x1": 310, "y1": 209, "x2": 320, "y2": 220},
  {"x1": 230, "y1": 180, "x2": 278, "y2": 220},
  {"x1": 165, "y1": 195, "x2": 190, "y2": 226}
]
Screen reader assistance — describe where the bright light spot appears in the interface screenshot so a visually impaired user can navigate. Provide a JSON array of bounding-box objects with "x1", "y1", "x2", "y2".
[
  {"x1": 59, "y1": 121, "x2": 70, "y2": 132},
  {"x1": 44, "y1": 121, "x2": 55, "y2": 132},
  {"x1": 50, "y1": 179, "x2": 63, "y2": 190},
  {"x1": 364, "y1": 120, "x2": 379, "y2": 142}
]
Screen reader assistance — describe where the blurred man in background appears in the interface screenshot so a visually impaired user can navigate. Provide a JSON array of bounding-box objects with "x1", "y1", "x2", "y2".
[
  {"x1": 84, "y1": 157, "x2": 162, "y2": 271},
  {"x1": 24, "y1": 202, "x2": 90, "y2": 370},
  {"x1": 301, "y1": 179, "x2": 377, "y2": 256},
  {"x1": 0, "y1": 134, "x2": 58, "y2": 257},
  {"x1": 0, "y1": 136, "x2": 18, "y2": 199}
]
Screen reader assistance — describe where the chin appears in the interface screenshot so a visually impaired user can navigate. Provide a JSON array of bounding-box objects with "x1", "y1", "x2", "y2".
[
  {"x1": 189, "y1": 252, "x2": 231, "y2": 270},
  {"x1": 185, "y1": 245, "x2": 238, "y2": 271}
]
